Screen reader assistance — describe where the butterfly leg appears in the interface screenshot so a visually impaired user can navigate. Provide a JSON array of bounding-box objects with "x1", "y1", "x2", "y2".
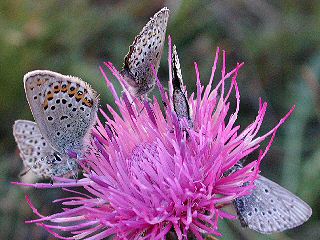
[{"x1": 66, "y1": 160, "x2": 78, "y2": 181}]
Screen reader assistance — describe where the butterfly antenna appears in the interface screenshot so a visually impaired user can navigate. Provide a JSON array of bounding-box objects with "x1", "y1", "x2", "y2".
[{"x1": 19, "y1": 167, "x2": 32, "y2": 177}]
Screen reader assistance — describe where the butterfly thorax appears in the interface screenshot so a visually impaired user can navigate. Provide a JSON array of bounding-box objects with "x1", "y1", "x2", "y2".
[{"x1": 121, "y1": 67, "x2": 155, "y2": 97}]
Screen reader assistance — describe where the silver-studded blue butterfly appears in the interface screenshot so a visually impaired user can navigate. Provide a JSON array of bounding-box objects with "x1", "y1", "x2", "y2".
[
  {"x1": 121, "y1": 7, "x2": 169, "y2": 98},
  {"x1": 13, "y1": 70, "x2": 99, "y2": 178}
]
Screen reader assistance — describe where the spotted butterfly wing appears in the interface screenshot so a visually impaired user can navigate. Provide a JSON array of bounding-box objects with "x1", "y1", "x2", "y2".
[
  {"x1": 234, "y1": 175, "x2": 312, "y2": 234},
  {"x1": 13, "y1": 120, "x2": 77, "y2": 178},
  {"x1": 171, "y1": 44, "x2": 191, "y2": 122},
  {"x1": 121, "y1": 7, "x2": 169, "y2": 97},
  {"x1": 24, "y1": 70, "x2": 99, "y2": 157}
]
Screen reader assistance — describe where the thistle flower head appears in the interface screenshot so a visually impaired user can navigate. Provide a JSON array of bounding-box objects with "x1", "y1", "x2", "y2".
[{"x1": 19, "y1": 37, "x2": 294, "y2": 240}]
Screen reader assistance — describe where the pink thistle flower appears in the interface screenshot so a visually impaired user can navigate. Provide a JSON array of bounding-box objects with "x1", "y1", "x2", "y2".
[{"x1": 16, "y1": 37, "x2": 294, "y2": 240}]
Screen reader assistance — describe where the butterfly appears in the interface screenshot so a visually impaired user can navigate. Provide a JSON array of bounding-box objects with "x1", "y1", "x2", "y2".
[
  {"x1": 231, "y1": 163, "x2": 312, "y2": 234},
  {"x1": 13, "y1": 120, "x2": 78, "y2": 178},
  {"x1": 121, "y1": 7, "x2": 169, "y2": 98},
  {"x1": 171, "y1": 44, "x2": 191, "y2": 123},
  {"x1": 13, "y1": 70, "x2": 99, "y2": 178}
]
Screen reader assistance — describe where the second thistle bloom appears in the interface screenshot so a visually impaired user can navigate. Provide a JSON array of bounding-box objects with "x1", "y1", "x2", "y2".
[{"x1": 24, "y1": 39, "x2": 293, "y2": 239}]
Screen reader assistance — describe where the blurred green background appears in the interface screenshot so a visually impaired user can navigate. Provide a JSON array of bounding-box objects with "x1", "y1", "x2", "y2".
[{"x1": 0, "y1": 0, "x2": 319, "y2": 239}]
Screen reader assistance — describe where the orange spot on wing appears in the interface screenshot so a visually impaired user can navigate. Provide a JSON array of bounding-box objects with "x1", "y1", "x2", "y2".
[
  {"x1": 43, "y1": 90, "x2": 53, "y2": 110},
  {"x1": 37, "y1": 79, "x2": 45, "y2": 86},
  {"x1": 43, "y1": 99, "x2": 48, "y2": 110},
  {"x1": 75, "y1": 95, "x2": 83, "y2": 102},
  {"x1": 53, "y1": 84, "x2": 61, "y2": 93},
  {"x1": 75, "y1": 89, "x2": 85, "y2": 102},
  {"x1": 61, "y1": 83, "x2": 69, "y2": 92},
  {"x1": 68, "y1": 86, "x2": 77, "y2": 96},
  {"x1": 47, "y1": 91, "x2": 54, "y2": 101},
  {"x1": 82, "y1": 97, "x2": 93, "y2": 107}
]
